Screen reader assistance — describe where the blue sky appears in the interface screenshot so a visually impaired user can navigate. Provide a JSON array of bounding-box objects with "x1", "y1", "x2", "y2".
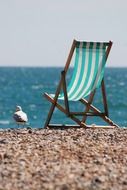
[{"x1": 0, "y1": 0, "x2": 127, "y2": 67}]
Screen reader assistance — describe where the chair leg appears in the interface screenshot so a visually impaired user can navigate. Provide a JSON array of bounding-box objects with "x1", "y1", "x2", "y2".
[
  {"x1": 44, "y1": 101, "x2": 56, "y2": 128},
  {"x1": 81, "y1": 90, "x2": 96, "y2": 123},
  {"x1": 101, "y1": 79, "x2": 109, "y2": 117}
]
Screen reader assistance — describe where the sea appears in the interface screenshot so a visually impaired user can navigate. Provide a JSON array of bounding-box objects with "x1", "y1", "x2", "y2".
[{"x1": 0, "y1": 67, "x2": 126, "y2": 128}]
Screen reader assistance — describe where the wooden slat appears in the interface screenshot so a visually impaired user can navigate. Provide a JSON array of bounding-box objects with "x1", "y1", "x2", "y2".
[
  {"x1": 64, "y1": 40, "x2": 77, "y2": 73},
  {"x1": 61, "y1": 71, "x2": 70, "y2": 115},
  {"x1": 70, "y1": 112, "x2": 105, "y2": 116}
]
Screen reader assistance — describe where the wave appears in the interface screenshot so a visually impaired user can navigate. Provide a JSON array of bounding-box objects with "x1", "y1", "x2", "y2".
[{"x1": 0, "y1": 120, "x2": 10, "y2": 125}]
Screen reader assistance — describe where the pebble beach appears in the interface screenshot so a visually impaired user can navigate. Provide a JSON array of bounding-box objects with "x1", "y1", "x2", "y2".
[{"x1": 0, "y1": 127, "x2": 127, "y2": 190}]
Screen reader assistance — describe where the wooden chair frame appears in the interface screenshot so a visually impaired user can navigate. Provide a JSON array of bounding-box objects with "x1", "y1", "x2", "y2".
[{"x1": 44, "y1": 40, "x2": 119, "y2": 128}]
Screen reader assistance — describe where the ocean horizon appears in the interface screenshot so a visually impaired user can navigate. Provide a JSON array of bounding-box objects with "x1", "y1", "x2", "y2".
[{"x1": 0, "y1": 67, "x2": 126, "y2": 128}]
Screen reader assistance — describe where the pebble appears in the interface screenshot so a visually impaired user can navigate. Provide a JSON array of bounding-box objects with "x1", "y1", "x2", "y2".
[{"x1": 0, "y1": 127, "x2": 127, "y2": 190}]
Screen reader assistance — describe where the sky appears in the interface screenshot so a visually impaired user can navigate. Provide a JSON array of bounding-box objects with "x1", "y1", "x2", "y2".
[{"x1": 0, "y1": 0, "x2": 127, "y2": 67}]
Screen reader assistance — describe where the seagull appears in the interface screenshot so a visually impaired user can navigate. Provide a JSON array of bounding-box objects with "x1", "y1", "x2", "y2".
[{"x1": 13, "y1": 106, "x2": 28, "y2": 126}]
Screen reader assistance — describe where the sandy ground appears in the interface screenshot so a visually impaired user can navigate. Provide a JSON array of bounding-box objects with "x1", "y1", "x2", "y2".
[{"x1": 0, "y1": 127, "x2": 127, "y2": 190}]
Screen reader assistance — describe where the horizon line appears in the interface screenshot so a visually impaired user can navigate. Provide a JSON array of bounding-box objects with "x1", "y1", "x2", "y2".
[{"x1": 0, "y1": 65, "x2": 126, "y2": 68}]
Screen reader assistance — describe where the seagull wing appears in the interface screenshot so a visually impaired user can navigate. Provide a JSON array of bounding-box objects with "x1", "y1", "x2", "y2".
[
  {"x1": 13, "y1": 111, "x2": 28, "y2": 122},
  {"x1": 13, "y1": 113, "x2": 24, "y2": 122}
]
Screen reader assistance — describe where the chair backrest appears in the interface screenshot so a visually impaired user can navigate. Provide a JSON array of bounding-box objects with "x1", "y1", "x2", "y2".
[{"x1": 59, "y1": 41, "x2": 112, "y2": 101}]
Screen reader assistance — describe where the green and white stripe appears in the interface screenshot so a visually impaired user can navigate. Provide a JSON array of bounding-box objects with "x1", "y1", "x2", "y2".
[{"x1": 52, "y1": 41, "x2": 107, "y2": 101}]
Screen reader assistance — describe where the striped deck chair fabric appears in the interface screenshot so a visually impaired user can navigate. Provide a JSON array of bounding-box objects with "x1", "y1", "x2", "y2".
[{"x1": 56, "y1": 42, "x2": 108, "y2": 101}]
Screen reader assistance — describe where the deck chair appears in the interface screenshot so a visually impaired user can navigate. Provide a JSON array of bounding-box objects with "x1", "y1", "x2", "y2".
[{"x1": 44, "y1": 40, "x2": 119, "y2": 128}]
